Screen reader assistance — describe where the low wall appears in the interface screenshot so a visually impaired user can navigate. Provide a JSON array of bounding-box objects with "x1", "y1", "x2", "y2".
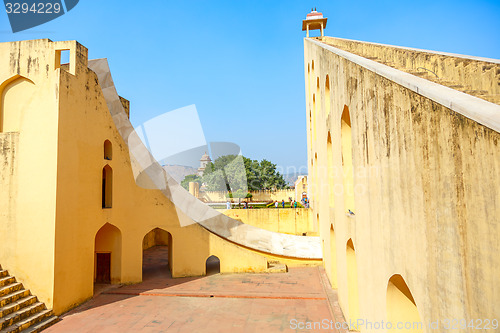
[
  {"x1": 221, "y1": 208, "x2": 316, "y2": 236},
  {"x1": 201, "y1": 189, "x2": 296, "y2": 203}
]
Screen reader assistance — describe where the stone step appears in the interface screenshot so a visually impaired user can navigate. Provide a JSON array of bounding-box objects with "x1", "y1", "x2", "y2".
[
  {"x1": 0, "y1": 296, "x2": 37, "y2": 319},
  {"x1": 0, "y1": 302, "x2": 45, "y2": 330},
  {"x1": 0, "y1": 309, "x2": 52, "y2": 333},
  {"x1": 266, "y1": 263, "x2": 288, "y2": 273},
  {"x1": 0, "y1": 290, "x2": 30, "y2": 308},
  {"x1": 0, "y1": 284, "x2": 22, "y2": 298},
  {"x1": 0, "y1": 272, "x2": 8, "y2": 279},
  {"x1": 0, "y1": 279, "x2": 14, "y2": 289},
  {"x1": 22, "y1": 315, "x2": 59, "y2": 333}
]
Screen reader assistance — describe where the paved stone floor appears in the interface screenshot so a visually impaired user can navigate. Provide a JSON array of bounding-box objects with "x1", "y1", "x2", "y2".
[{"x1": 46, "y1": 247, "x2": 349, "y2": 333}]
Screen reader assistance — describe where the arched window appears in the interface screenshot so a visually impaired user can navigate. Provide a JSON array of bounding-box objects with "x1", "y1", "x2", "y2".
[
  {"x1": 346, "y1": 239, "x2": 360, "y2": 328},
  {"x1": 341, "y1": 106, "x2": 355, "y2": 213},
  {"x1": 327, "y1": 132, "x2": 334, "y2": 208},
  {"x1": 102, "y1": 165, "x2": 112, "y2": 208},
  {"x1": 325, "y1": 75, "x2": 331, "y2": 117},
  {"x1": 104, "y1": 140, "x2": 112, "y2": 160},
  {"x1": 328, "y1": 225, "x2": 337, "y2": 288},
  {"x1": 1, "y1": 76, "x2": 35, "y2": 132},
  {"x1": 387, "y1": 274, "x2": 422, "y2": 332},
  {"x1": 312, "y1": 94, "x2": 316, "y2": 142}
]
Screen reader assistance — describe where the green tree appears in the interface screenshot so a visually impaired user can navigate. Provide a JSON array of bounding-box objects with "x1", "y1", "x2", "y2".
[
  {"x1": 180, "y1": 174, "x2": 202, "y2": 190},
  {"x1": 201, "y1": 155, "x2": 289, "y2": 191}
]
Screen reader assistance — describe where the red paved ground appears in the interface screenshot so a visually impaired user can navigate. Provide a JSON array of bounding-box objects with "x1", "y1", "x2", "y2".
[{"x1": 46, "y1": 247, "x2": 349, "y2": 333}]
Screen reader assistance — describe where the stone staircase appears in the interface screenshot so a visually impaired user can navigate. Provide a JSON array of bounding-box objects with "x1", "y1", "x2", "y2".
[{"x1": 0, "y1": 266, "x2": 58, "y2": 333}]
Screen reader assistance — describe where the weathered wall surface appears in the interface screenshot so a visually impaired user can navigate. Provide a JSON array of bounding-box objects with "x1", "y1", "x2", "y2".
[
  {"x1": 305, "y1": 38, "x2": 500, "y2": 332},
  {"x1": 0, "y1": 40, "x2": 279, "y2": 315},
  {"x1": 51, "y1": 45, "x2": 272, "y2": 314},
  {"x1": 221, "y1": 208, "x2": 315, "y2": 236},
  {"x1": 320, "y1": 36, "x2": 500, "y2": 99},
  {"x1": 0, "y1": 39, "x2": 66, "y2": 309}
]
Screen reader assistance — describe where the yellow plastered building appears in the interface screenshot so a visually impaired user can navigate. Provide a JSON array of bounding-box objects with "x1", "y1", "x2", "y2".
[
  {"x1": 305, "y1": 35, "x2": 500, "y2": 332},
  {"x1": 0, "y1": 39, "x2": 321, "y2": 317}
]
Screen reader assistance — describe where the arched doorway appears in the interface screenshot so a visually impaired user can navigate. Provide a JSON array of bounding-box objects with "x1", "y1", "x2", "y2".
[
  {"x1": 1, "y1": 76, "x2": 35, "y2": 132},
  {"x1": 142, "y1": 228, "x2": 173, "y2": 280},
  {"x1": 327, "y1": 131, "x2": 334, "y2": 208},
  {"x1": 346, "y1": 239, "x2": 360, "y2": 327},
  {"x1": 325, "y1": 74, "x2": 331, "y2": 117},
  {"x1": 205, "y1": 255, "x2": 220, "y2": 276},
  {"x1": 341, "y1": 105, "x2": 355, "y2": 214},
  {"x1": 387, "y1": 274, "x2": 423, "y2": 332},
  {"x1": 329, "y1": 225, "x2": 338, "y2": 288},
  {"x1": 94, "y1": 223, "x2": 122, "y2": 288}
]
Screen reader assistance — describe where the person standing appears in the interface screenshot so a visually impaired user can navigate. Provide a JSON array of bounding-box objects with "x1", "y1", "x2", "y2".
[
  {"x1": 281, "y1": 200, "x2": 285, "y2": 208},
  {"x1": 275, "y1": 201, "x2": 279, "y2": 208},
  {"x1": 226, "y1": 201, "x2": 231, "y2": 210}
]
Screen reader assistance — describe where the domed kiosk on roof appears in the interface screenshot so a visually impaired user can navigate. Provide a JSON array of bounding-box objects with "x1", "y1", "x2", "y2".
[{"x1": 302, "y1": 8, "x2": 328, "y2": 37}]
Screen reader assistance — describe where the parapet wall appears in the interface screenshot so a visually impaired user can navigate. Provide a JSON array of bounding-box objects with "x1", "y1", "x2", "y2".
[
  {"x1": 200, "y1": 189, "x2": 296, "y2": 202},
  {"x1": 318, "y1": 36, "x2": 500, "y2": 98},
  {"x1": 221, "y1": 208, "x2": 316, "y2": 236}
]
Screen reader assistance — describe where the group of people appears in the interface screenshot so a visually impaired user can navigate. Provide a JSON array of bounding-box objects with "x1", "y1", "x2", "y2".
[
  {"x1": 225, "y1": 196, "x2": 310, "y2": 210},
  {"x1": 273, "y1": 197, "x2": 303, "y2": 209}
]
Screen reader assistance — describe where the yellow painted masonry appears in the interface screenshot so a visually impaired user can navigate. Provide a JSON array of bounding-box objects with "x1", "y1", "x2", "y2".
[
  {"x1": 0, "y1": 39, "x2": 314, "y2": 316},
  {"x1": 305, "y1": 36, "x2": 500, "y2": 332},
  {"x1": 221, "y1": 208, "x2": 317, "y2": 236},
  {"x1": 199, "y1": 189, "x2": 296, "y2": 202}
]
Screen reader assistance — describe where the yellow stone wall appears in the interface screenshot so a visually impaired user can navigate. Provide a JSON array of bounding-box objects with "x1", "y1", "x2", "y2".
[
  {"x1": 0, "y1": 40, "x2": 273, "y2": 315},
  {"x1": 221, "y1": 208, "x2": 316, "y2": 236},
  {"x1": 200, "y1": 189, "x2": 296, "y2": 202},
  {"x1": 305, "y1": 38, "x2": 500, "y2": 331}
]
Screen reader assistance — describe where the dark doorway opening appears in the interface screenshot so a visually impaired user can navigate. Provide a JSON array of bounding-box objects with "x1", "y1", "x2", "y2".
[
  {"x1": 95, "y1": 253, "x2": 111, "y2": 283},
  {"x1": 205, "y1": 255, "x2": 220, "y2": 276},
  {"x1": 142, "y1": 228, "x2": 173, "y2": 281}
]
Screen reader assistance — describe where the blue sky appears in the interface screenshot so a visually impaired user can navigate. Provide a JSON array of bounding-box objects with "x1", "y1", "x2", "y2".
[{"x1": 1, "y1": 0, "x2": 499, "y2": 171}]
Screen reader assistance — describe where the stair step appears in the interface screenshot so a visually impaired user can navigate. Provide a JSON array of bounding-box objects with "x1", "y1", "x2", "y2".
[
  {"x1": 266, "y1": 263, "x2": 288, "y2": 273},
  {"x1": 0, "y1": 302, "x2": 45, "y2": 329},
  {"x1": 0, "y1": 279, "x2": 14, "y2": 289},
  {"x1": 0, "y1": 284, "x2": 22, "y2": 298},
  {"x1": 21, "y1": 315, "x2": 59, "y2": 333},
  {"x1": 0, "y1": 272, "x2": 7, "y2": 279},
  {"x1": 0, "y1": 309, "x2": 52, "y2": 333},
  {"x1": 0, "y1": 291, "x2": 30, "y2": 308},
  {"x1": 0, "y1": 296, "x2": 37, "y2": 319}
]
